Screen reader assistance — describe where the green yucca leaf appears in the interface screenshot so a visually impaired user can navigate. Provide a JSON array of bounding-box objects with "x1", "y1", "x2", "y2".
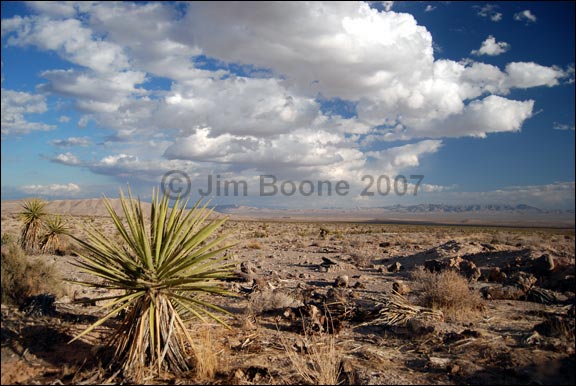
[
  {"x1": 19, "y1": 198, "x2": 48, "y2": 253},
  {"x1": 41, "y1": 215, "x2": 70, "y2": 253},
  {"x1": 67, "y1": 187, "x2": 238, "y2": 376}
]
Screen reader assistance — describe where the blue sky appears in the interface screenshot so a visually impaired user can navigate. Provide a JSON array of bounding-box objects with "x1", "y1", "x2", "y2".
[{"x1": 1, "y1": 1, "x2": 574, "y2": 209}]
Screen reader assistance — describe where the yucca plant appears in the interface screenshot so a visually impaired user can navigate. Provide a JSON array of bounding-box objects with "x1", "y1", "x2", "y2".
[
  {"x1": 41, "y1": 215, "x2": 69, "y2": 254},
  {"x1": 68, "y1": 188, "x2": 238, "y2": 377},
  {"x1": 19, "y1": 198, "x2": 48, "y2": 253}
]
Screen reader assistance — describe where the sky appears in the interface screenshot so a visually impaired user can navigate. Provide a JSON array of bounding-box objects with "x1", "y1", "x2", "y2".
[{"x1": 1, "y1": 1, "x2": 574, "y2": 210}]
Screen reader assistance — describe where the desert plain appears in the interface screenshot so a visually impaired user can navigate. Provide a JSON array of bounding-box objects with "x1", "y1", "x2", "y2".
[{"x1": 1, "y1": 198, "x2": 574, "y2": 385}]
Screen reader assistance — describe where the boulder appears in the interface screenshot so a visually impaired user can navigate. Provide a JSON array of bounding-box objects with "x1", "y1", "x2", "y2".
[
  {"x1": 458, "y1": 259, "x2": 481, "y2": 281},
  {"x1": 334, "y1": 275, "x2": 349, "y2": 288},
  {"x1": 531, "y1": 254, "x2": 555, "y2": 275},
  {"x1": 392, "y1": 280, "x2": 410, "y2": 295},
  {"x1": 388, "y1": 261, "x2": 403, "y2": 273}
]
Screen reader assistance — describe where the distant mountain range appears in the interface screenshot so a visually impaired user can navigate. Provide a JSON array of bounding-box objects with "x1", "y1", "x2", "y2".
[
  {"x1": 214, "y1": 203, "x2": 574, "y2": 215},
  {"x1": 212, "y1": 203, "x2": 574, "y2": 228},
  {"x1": 2, "y1": 199, "x2": 572, "y2": 227},
  {"x1": 376, "y1": 204, "x2": 574, "y2": 214}
]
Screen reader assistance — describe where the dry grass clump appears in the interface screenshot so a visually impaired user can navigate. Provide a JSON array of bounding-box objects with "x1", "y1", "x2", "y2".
[
  {"x1": 1, "y1": 244, "x2": 63, "y2": 305},
  {"x1": 411, "y1": 266, "x2": 484, "y2": 321},
  {"x1": 281, "y1": 333, "x2": 343, "y2": 385},
  {"x1": 189, "y1": 326, "x2": 227, "y2": 382},
  {"x1": 344, "y1": 240, "x2": 374, "y2": 268},
  {"x1": 246, "y1": 240, "x2": 263, "y2": 249}
]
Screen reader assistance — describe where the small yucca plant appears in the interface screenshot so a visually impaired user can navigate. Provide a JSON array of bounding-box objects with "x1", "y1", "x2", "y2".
[
  {"x1": 19, "y1": 198, "x2": 48, "y2": 253},
  {"x1": 41, "y1": 215, "x2": 69, "y2": 254},
  {"x1": 68, "y1": 188, "x2": 238, "y2": 377}
]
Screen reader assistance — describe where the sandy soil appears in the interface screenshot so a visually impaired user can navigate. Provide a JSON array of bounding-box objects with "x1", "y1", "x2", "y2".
[{"x1": 1, "y1": 201, "x2": 574, "y2": 385}]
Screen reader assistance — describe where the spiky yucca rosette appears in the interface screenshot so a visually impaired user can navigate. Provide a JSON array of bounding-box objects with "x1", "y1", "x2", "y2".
[
  {"x1": 41, "y1": 215, "x2": 69, "y2": 254},
  {"x1": 68, "y1": 188, "x2": 238, "y2": 377},
  {"x1": 19, "y1": 198, "x2": 48, "y2": 253}
]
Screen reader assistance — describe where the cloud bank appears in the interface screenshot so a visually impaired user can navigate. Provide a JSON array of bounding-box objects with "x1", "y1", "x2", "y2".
[{"x1": 1, "y1": 2, "x2": 573, "y2": 207}]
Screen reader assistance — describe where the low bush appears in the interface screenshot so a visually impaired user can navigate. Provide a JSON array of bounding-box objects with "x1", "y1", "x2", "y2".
[
  {"x1": 1, "y1": 244, "x2": 63, "y2": 305},
  {"x1": 411, "y1": 266, "x2": 484, "y2": 321}
]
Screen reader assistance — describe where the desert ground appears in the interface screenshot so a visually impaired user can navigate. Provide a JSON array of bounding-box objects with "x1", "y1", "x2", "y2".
[{"x1": 1, "y1": 199, "x2": 574, "y2": 385}]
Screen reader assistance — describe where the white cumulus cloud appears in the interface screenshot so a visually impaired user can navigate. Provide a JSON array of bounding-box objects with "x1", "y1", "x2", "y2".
[
  {"x1": 50, "y1": 137, "x2": 91, "y2": 147},
  {"x1": 1, "y1": 89, "x2": 55, "y2": 136},
  {"x1": 505, "y1": 62, "x2": 565, "y2": 88},
  {"x1": 1, "y1": 1, "x2": 571, "y2": 206},
  {"x1": 51, "y1": 152, "x2": 81, "y2": 165},
  {"x1": 475, "y1": 4, "x2": 502, "y2": 22},
  {"x1": 19, "y1": 183, "x2": 81, "y2": 196},
  {"x1": 514, "y1": 10, "x2": 537, "y2": 23},
  {"x1": 471, "y1": 35, "x2": 510, "y2": 56}
]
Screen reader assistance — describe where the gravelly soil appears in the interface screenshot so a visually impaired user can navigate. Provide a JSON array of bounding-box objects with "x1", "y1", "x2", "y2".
[{"x1": 1, "y1": 212, "x2": 574, "y2": 385}]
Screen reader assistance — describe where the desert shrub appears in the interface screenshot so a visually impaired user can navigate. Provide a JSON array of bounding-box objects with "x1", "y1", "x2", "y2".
[
  {"x1": 249, "y1": 289, "x2": 301, "y2": 314},
  {"x1": 294, "y1": 239, "x2": 307, "y2": 249},
  {"x1": 1, "y1": 232, "x2": 16, "y2": 246},
  {"x1": 345, "y1": 240, "x2": 374, "y2": 268},
  {"x1": 1, "y1": 244, "x2": 62, "y2": 305},
  {"x1": 332, "y1": 231, "x2": 344, "y2": 240},
  {"x1": 349, "y1": 251, "x2": 372, "y2": 268},
  {"x1": 68, "y1": 188, "x2": 237, "y2": 379},
  {"x1": 251, "y1": 230, "x2": 268, "y2": 238},
  {"x1": 411, "y1": 266, "x2": 484, "y2": 321},
  {"x1": 297, "y1": 229, "x2": 311, "y2": 237},
  {"x1": 319, "y1": 226, "x2": 330, "y2": 240}
]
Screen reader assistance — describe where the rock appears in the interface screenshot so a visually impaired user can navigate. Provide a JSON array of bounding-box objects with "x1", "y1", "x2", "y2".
[
  {"x1": 534, "y1": 315, "x2": 574, "y2": 337},
  {"x1": 326, "y1": 264, "x2": 343, "y2": 273},
  {"x1": 234, "y1": 368, "x2": 244, "y2": 380},
  {"x1": 447, "y1": 256, "x2": 464, "y2": 269},
  {"x1": 526, "y1": 287, "x2": 565, "y2": 305},
  {"x1": 392, "y1": 280, "x2": 410, "y2": 295},
  {"x1": 427, "y1": 356, "x2": 452, "y2": 370},
  {"x1": 521, "y1": 331, "x2": 543, "y2": 345},
  {"x1": 388, "y1": 262, "x2": 403, "y2": 272},
  {"x1": 334, "y1": 275, "x2": 349, "y2": 288},
  {"x1": 321, "y1": 256, "x2": 339, "y2": 267},
  {"x1": 532, "y1": 254, "x2": 555, "y2": 274},
  {"x1": 241, "y1": 261, "x2": 256, "y2": 274},
  {"x1": 458, "y1": 259, "x2": 481, "y2": 281},
  {"x1": 406, "y1": 318, "x2": 436, "y2": 336},
  {"x1": 283, "y1": 307, "x2": 297, "y2": 320},
  {"x1": 506, "y1": 271, "x2": 537, "y2": 291},
  {"x1": 251, "y1": 277, "x2": 268, "y2": 292},
  {"x1": 353, "y1": 281, "x2": 366, "y2": 289},
  {"x1": 481, "y1": 243, "x2": 496, "y2": 251},
  {"x1": 487, "y1": 267, "x2": 506, "y2": 283},
  {"x1": 448, "y1": 364, "x2": 460, "y2": 375},
  {"x1": 481, "y1": 285, "x2": 526, "y2": 300},
  {"x1": 424, "y1": 259, "x2": 450, "y2": 273},
  {"x1": 233, "y1": 271, "x2": 254, "y2": 283},
  {"x1": 339, "y1": 358, "x2": 357, "y2": 385},
  {"x1": 379, "y1": 242, "x2": 391, "y2": 248},
  {"x1": 20, "y1": 294, "x2": 56, "y2": 316}
]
